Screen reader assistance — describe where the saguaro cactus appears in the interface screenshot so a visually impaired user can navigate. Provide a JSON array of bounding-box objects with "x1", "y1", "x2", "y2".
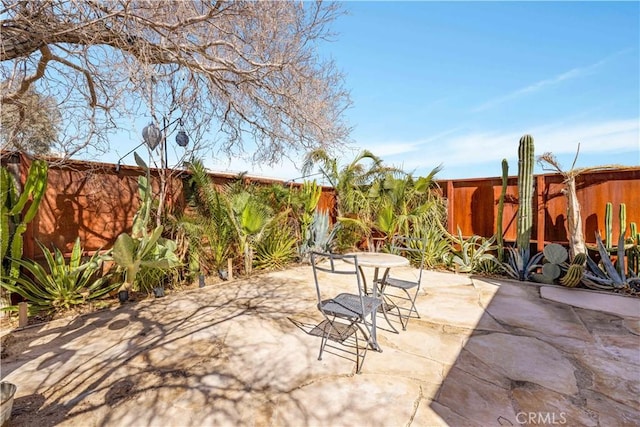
[
  {"x1": 496, "y1": 159, "x2": 508, "y2": 262},
  {"x1": 516, "y1": 134, "x2": 534, "y2": 252}
]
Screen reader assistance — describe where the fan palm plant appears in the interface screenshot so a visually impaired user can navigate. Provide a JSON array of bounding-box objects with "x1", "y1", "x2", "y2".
[
  {"x1": 225, "y1": 190, "x2": 274, "y2": 275},
  {"x1": 368, "y1": 167, "x2": 444, "y2": 244},
  {"x1": 183, "y1": 160, "x2": 236, "y2": 276},
  {"x1": 301, "y1": 149, "x2": 388, "y2": 217}
]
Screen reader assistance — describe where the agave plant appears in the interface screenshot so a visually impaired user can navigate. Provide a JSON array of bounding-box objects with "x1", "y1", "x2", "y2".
[
  {"x1": 582, "y1": 231, "x2": 640, "y2": 292},
  {"x1": 501, "y1": 247, "x2": 544, "y2": 281},
  {"x1": 0, "y1": 238, "x2": 116, "y2": 314},
  {"x1": 447, "y1": 228, "x2": 499, "y2": 274}
]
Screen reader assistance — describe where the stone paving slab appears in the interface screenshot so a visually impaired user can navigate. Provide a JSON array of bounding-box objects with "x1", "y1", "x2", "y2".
[{"x1": 1, "y1": 266, "x2": 639, "y2": 426}]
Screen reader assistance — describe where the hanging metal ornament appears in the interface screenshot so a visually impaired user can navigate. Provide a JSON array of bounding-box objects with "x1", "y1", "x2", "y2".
[
  {"x1": 175, "y1": 130, "x2": 189, "y2": 147},
  {"x1": 142, "y1": 122, "x2": 162, "y2": 150}
]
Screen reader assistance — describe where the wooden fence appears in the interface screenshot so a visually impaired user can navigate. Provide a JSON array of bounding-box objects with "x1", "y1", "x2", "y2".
[
  {"x1": 1, "y1": 152, "x2": 335, "y2": 259},
  {"x1": 2, "y1": 152, "x2": 637, "y2": 258},
  {"x1": 439, "y1": 167, "x2": 640, "y2": 252}
]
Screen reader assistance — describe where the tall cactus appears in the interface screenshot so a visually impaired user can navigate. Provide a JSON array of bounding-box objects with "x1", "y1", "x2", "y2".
[
  {"x1": 604, "y1": 202, "x2": 613, "y2": 250},
  {"x1": 496, "y1": 159, "x2": 508, "y2": 262},
  {"x1": 619, "y1": 203, "x2": 627, "y2": 237},
  {"x1": 1, "y1": 160, "x2": 48, "y2": 280},
  {"x1": 604, "y1": 202, "x2": 628, "y2": 251},
  {"x1": 516, "y1": 135, "x2": 534, "y2": 252},
  {"x1": 1, "y1": 160, "x2": 48, "y2": 311}
]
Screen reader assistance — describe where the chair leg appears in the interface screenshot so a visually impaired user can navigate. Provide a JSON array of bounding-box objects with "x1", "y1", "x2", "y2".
[
  {"x1": 399, "y1": 289, "x2": 420, "y2": 330},
  {"x1": 356, "y1": 319, "x2": 381, "y2": 353},
  {"x1": 377, "y1": 281, "x2": 401, "y2": 334},
  {"x1": 382, "y1": 288, "x2": 420, "y2": 331},
  {"x1": 379, "y1": 294, "x2": 401, "y2": 334}
]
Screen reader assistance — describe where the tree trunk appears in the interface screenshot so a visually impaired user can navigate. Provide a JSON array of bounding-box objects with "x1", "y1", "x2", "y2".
[{"x1": 565, "y1": 177, "x2": 586, "y2": 258}]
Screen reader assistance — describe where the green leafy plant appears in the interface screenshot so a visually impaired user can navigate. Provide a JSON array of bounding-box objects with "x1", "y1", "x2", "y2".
[
  {"x1": 226, "y1": 190, "x2": 273, "y2": 275},
  {"x1": 1, "y1": 160, "x2": 48, "y2": 308},
  {"x1": 183, "y1": 160, "x2": 235, "y2": 276},
  {"x1": 254, "y1": 222, "x2": 297, "y2": 271},
  {"x1": 0, "y1": 238, "x2": 115, "y2": 314},
  {"x1": 112, "y1": 225, "x2": 181, "y2": 293},
  {"x1": 111, "y1": 155, "x2": 182, "y2": 293},
  {"x1": 410, "y1": 226, "x2": 450, "y2": 270},
  {"x1": 304, "y1": 210, "x2": 341, "y2": 256},
  {"x1": 447, "y1": 228, "x2": 499, "y2": 274},
  {"x1": 296, "y1": 180, "x2": 323, "y2": 259}
]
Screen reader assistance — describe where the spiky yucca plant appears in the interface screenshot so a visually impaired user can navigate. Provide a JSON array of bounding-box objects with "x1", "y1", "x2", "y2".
[{"x1": 1, "y1": 238, "x2": 115, "y2": 314}]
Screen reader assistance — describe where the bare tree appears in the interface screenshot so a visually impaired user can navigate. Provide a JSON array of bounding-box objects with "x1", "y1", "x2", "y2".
[
  {"x1": 1, "y1": 0, "x2": 352, "y2": 163},
  {"x1": 1, "y1": 83, "x2": 60, "y2": 155}
]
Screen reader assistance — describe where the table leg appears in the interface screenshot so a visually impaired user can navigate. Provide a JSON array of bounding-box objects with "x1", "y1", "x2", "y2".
[
  {"x1": 357, "y1": 266, "x2": 383, "y2": 351},
  {"x1": 375, "y1": 267, "x2": 400, "y2": 334}
]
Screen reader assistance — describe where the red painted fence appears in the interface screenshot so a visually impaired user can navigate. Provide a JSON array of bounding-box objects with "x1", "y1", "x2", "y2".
[{"x1": 2, "y1": 152, "x2": 637, "y2": 258}]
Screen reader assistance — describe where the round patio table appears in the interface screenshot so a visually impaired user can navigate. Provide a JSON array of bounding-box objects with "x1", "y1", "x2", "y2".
[
  {"x1": 344, "y1": 252, "x2": 410, "y2": 295},
  {"x1": 344, "y1": 252, "x2": 410, "y2": 343}
]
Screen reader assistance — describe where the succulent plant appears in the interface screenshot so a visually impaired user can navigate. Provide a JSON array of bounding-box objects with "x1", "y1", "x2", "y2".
[
  {"x1": 540, "y1": 243, "x2": 568, "y2": 282},
  {"x1": 559, "y1": 254, "x2": 586, "y2": 288},
  {"x1": 604, "y1": 202, "x2": 627, "y2": 250},
  {"x1": 582, "y1": 231, "x2": 640, "y2": 293},
  {"x1": 1, "y1": 160, "x2": 48, "y2": 289},
  {"x1": 502, "y1": 246, "x2": 543, "y2": 281},
  {"x1": 496, "y1": 158, "x2": 508, "y2": 262},
  {"x1": 516, "y1": 135, "x2": 534, "y2": 253}
]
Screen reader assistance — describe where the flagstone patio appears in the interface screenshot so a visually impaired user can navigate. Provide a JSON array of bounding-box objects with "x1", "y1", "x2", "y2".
[{"x1": 1, "y1": 266, "x2": 638, "y2": 426}]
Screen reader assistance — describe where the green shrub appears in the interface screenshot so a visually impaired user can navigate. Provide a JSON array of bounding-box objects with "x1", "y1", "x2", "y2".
[
  {"x1": 446, "y1": 229, "x2": 498, "y2": 274},
  {"x1": 1, "y1": 238, "x2": 115, "y2": 314},
  {"x1": 254, "y1": 224, "x2": 297, "y2": 271}
]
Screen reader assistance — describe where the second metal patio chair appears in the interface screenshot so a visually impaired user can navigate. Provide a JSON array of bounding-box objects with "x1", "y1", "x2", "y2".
[
  {"x1": 379, "y1": 235, "x2": 427, "y2": 330},
  {"x1": 310, "y1": 251, "x2": 384, "y2": 374}
]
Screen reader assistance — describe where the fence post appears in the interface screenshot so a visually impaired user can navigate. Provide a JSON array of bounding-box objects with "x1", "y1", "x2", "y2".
[
  {"x1": 536, "y1": 175, "x2": 546, "y2": 253},
  {"x1": 18, "y1": 302, "x2": 28, "y2": 328},
  {"x1": 446, "y1": 180, "x2": 455, "y2": 235}
]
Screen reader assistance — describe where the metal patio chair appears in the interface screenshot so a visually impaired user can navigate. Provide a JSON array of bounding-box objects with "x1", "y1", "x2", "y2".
[
  {"x1": 379, "y1": 235, "x2": 427, "y2": 330},
  {"x1": 310, "y1": 251, "x2": 384, "y2": 374}
]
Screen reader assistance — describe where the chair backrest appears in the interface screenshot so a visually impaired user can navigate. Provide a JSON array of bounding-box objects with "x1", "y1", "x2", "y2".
[
  {"x1": 390, "y1": 235, "x2": 427, "y2": 282},
  {"x1": 310, "y1": 251, "x2": 367, "y2": 314}
]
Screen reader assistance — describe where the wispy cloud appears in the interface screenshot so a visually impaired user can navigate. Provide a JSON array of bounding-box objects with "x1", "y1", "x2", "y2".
[
  {"x1": 364, "y1": 127, "x2": 464, "y2": 158},
  {"x1": 378, "y1": 118, "x2": 639, "y2": 178},
  {"x1": 472, "y1": 49, "x2": 633, "y2": 113},
  {"x1": 202, "y1": 118, "x2": 638, "y2": 181}
]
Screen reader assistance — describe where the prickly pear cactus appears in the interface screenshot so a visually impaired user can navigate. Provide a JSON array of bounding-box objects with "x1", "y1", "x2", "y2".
[
  {"x1": 543, "y1": 243, "x2": 568, "y2": 264},
  {"x1": 541, "y1": 243, "x2": 569, "y2": 283},
  {"x1": 516, "y1": 135, "x2": 534, "y2": 252}
]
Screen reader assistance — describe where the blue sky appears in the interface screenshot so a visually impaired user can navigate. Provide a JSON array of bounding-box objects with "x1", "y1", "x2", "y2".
[{"x1": 113, "y1": 1, "x2": 640, "y2": 182}]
